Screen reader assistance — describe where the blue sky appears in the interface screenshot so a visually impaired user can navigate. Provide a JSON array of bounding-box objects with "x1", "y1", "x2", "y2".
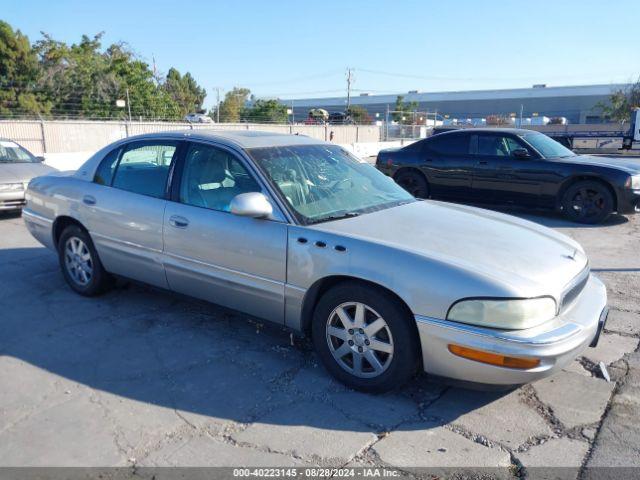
[{"x1": 3, "y1": 0, "x2": 639, "y2": 108}]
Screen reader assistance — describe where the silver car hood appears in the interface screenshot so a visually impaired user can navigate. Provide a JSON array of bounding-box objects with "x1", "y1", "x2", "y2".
[
  {"x1": 0, "y1": 162, "x2": 56, "y2": 183},
  {"x1": 310, "y1": 200, "x2": 587, "y2": 294}
]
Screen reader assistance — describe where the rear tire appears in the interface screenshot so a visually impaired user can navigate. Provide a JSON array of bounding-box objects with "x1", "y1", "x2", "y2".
[
  {"x1": 312, "y1": 282, "x2": 420, "y2": 393},
  {"x1": 395, "y1": 170, "x2": 429, "y2": 198},
  {"x1": 561, "y1": 180, "x2": 613, "y2": 224},
  {"x1": 58, "y1": 225, "x2": 112, "y2": 296}
]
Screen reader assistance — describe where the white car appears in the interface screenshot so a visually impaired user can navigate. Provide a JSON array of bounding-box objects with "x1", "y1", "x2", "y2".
[{"x1": 184, "y1": 113, "x2": 213, "y2": 124}]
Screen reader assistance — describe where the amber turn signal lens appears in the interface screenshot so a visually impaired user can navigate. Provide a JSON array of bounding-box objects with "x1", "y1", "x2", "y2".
[{"x1": 448, "y1": 344, "x2": 541, "y2": 370}]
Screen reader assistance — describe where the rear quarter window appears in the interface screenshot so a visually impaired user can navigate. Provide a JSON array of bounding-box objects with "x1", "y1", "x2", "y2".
[{"x1": 94, "y1": 148, "x2": 121, "y2": 185}]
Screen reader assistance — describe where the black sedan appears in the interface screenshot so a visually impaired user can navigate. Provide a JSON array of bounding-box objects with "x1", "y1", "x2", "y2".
[{"x1": 376, "y1": 128, "x2": 640, "y2": 224}]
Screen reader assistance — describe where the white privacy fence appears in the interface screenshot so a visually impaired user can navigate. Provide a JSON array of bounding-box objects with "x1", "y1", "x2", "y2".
[{"x1": 0, "y1": 120, "x2": 383, "y2": 157}]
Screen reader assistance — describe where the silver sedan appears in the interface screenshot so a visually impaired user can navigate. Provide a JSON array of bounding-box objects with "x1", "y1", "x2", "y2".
[
  {"x1": 23, "y1": 130, "x2": 608, "y2": 392},
  {"x1": 0, "y1": 138, "x2": 55, "y2": 211}
]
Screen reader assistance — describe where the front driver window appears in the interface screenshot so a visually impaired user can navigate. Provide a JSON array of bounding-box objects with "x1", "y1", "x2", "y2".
[
  {"x1": 477, "y1": 135, "x2": 526, "y2": 157},
  {"x1": 179, "y1": 143, "x2": 261, "y2": 212}
]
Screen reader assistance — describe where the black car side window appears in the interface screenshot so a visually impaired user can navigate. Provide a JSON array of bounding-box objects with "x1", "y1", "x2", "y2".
[
  {"x1": 469, "y1": 135, "x2": 479, "y2": 155},
  {"x1": 426, "y1": 134, "x2": 470, "y2": 155},
  {"x1": 475, "y1": 135, "x2": 528, "y2": 157}
]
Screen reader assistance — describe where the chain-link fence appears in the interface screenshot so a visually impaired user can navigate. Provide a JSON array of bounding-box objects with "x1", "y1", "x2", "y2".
[{"x1": 381, "y1": 111, "x2": 439, "y2": 141}]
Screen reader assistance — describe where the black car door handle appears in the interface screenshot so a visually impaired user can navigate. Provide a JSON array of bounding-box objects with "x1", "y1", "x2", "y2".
[
  {"x1": 169, "y1": 215, "x2": 189, "y2": 228},
  {"x1": 477, "y1": 160, "x2": 488, "y2": 165},
  {"x1": 82, "y1": 195, "x2": 96, "y2": 206}
]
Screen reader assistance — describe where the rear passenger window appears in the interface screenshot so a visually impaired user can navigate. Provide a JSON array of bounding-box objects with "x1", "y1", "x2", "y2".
[
  {"x1": 111, "y1": 142, "x2": 178, "y2": 198},
  {"x1": 94, "y1": 148, "x2": 120, "y2": 185},
  {"x1": 426, "y1": 134, "x2": 469, "y2": 155}
]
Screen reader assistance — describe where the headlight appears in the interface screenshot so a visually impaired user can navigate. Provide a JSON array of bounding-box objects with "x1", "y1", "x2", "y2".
[
  {"x1": 629, "y1": 175, "x2": 640, "y2": 190},
  {"x1": 0, "y1": 183, "x2": 24, "y2": 192},
  {"x1": 447, "y1": 297, "x2": 557, "y2": 330}
]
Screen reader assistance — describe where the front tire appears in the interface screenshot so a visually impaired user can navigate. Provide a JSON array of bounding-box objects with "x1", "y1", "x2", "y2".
[
  {"x1": 58, "y1": 225, "x2": 112, "y2": 296},
  {"x1": 561, "y1": 180, "x2": 613, "y2": 224},
  {"x1": 312, "y1": 283, "x2": 420, "y2": 393},
  {"x1": 395, "y1": 170, "x2": 429, "y2": 198}
]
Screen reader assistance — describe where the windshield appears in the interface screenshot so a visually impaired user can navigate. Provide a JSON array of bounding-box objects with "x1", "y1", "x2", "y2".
[
  {"x1": 521, "y1": 133, "x2": 575, "y2": 158},
  {"x1": 249, "y1": 144, "x2": 415, "y2": 224},
  {"x1": 0, "y1": 141, "x2": 37, "y2": 163}
]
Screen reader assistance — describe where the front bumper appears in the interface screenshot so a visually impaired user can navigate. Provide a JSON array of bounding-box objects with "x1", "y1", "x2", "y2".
[
  {"x1": 0, "y1": 190, "x2": 26, "y2": 211},
  {"x1": 415, "y1": 274, "x2": 607, "y2": 385},
  {"x1": 617, "y1": 188, "x2": 640, "y2": 214}
]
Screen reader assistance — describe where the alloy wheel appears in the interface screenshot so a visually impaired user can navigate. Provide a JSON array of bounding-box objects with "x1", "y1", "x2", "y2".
[
  {"x1": 398, "y1": 176, "x2": 420, "y2": 196},
  {"x1": 326, "y1": 301, "x2": 394, "y2": 378},
  {"x1": 570, "y1": 187, "x2": 605, "y2": 220},
  {"x1": 64, "y1": 236, "x2": 93, "y2": 286}
]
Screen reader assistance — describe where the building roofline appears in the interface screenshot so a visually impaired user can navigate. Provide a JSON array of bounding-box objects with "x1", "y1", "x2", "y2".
[{"x1": 285, "y1": 83, "x2": 630, "y2": 107}]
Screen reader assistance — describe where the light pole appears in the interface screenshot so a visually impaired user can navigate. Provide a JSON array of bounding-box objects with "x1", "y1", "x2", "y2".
[
  {"x1": 346, "y1": 68, "x2": 353, "y2": 111},
  {"x1": 213, "y1": 87, "x2": 222, "y2": 123},
  {"x1": 125, "y1": 88, "x2": 132, "y2": 122}
]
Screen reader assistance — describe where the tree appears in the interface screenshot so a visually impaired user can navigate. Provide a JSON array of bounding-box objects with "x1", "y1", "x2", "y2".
[
  {"x1": 346, "y1": 105, "x2": 371, "y2": 124},
  {"x1": 597, "y1": 78, "x2": 640, "y2": 123},
  {"x1": 1, "y1": 20, "x2": 208, "y2": 121},
  {"x1": 392, "y1": 95, "x2": 419, "y2": 124},
  {"x1": 210, "y1": 87, "x2": 251, "y2": 123},
  {"x1": 163, "y1": 68, "x2": 207, "y2": 117},
  {"x1": 242, "y1": 99, "x2": 288, "y2": 123},
  {"x1": 33, "y1": 32, "x2": 184, "y2": 120},
  {"x1": 0, "y1": 21, "x2": 49, "y2": 116}
]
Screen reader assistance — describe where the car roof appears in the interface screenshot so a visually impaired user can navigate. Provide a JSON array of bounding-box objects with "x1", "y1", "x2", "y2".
[
  {"x1": 121, "y1": 129, "x2": 328, "y2": 149},
  {"x1": 432, "y1": 128, "x2": 538, "y2": 137}
]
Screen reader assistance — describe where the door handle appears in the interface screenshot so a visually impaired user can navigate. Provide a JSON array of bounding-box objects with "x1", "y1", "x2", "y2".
[
  {"x1": 169, "y1": 215, "x2": 189, "y2": 228},
  {"x1": 477, "y1": 160, "x2": 488, "y2": 165},
  {"x1": 82, "y1": 195, "x2": 96, "y2": 206}
]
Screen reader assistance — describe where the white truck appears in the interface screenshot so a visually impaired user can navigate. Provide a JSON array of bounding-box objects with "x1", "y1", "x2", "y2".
[{"x1": 622, "y1": 108, "x2": 640, "y2": 150}]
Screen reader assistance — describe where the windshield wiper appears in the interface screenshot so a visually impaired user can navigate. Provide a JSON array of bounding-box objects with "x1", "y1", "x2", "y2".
[{"x1": 308, "y1": 212, "x2": 360, "y2": 224}]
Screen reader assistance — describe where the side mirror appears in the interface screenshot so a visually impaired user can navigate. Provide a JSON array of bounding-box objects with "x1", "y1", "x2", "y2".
[
  {"x1": 230, "y1": 192, "x2": 273, "y2": 219},
  {"x1": 36, "y1": 156, "x2": 45, "y2": 162},
  {"x1": 512, "y1": 148, "x2": 530, "y2": 159}
]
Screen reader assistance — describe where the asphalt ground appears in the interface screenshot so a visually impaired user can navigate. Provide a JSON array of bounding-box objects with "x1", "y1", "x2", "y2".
[{"x1": 0, "y1": 201, "x2": 639, "y2": 477}]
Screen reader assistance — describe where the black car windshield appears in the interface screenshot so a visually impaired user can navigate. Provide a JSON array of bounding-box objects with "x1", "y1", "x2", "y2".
[
  {"x1": 248, "y1": 144, "x2": 415, "y2": 224},
  {"x1": 0, "y1": 141, "x2": 38, "y2": 163},
  {"x1": 521, "y1": 133, "x2": 576, "y2": 158}
]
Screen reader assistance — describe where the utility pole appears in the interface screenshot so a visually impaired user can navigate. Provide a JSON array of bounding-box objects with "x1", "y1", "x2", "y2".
[
  {"x1": 385, "y1": 104, "x2": 390, "y2": 141},
  {"x1": 346, "y1": 68, "x2": 353, "y2": 111},
  {"x1": 519, "y1": 104, "x2": 524, "y2": 128},
  {"x1": 214, "y1": 87, "x2": 222, "y2": 123},
  {"x1": 126, "y1": 88, "x2": 132, "y2": 122}
]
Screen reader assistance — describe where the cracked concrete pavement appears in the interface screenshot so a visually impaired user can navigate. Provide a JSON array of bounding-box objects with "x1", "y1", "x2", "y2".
[{"x1": 0, "y1": 206, "x2": 638, "y2": 476}]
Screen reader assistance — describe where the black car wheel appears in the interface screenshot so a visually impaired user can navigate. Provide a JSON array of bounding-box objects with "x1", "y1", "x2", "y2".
[
  {"x1": 561, "y1": 180, "x2": 614, "y2": 224},
  {"x1": 395, "y1": 170, "x2": 429, "y2": 198},
  {"x1": 312, "y1": 282, "x2": 420, "y2": 393}
]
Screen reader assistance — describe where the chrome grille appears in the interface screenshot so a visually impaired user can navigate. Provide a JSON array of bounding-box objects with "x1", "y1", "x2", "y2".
[{"x1": 560, "y1": 267, "x2": 590, "y2": 311}]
